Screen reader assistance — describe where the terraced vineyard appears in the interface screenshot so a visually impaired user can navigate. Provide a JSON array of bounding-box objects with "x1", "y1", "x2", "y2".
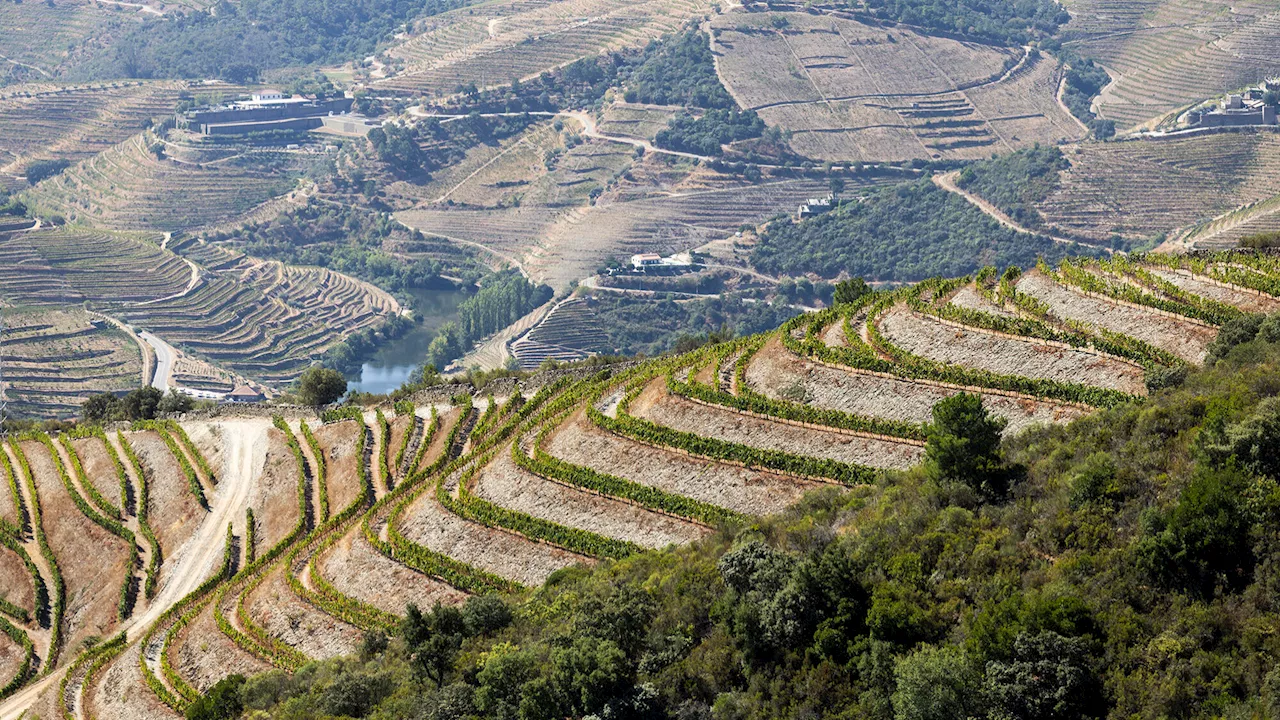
[
  {"x1": 0, "y1": 82, "x2": 186, "y2": 174},
  {"x1": 711, "y1": 12, "x2": 1086, "y2": 162},
  {"x1": 0, "y1": 224, "x2": 400, "y2": 410},
  {"x1": 113, "y1": 242, "x2": 400, "y2": 385},
  {"x1": 6, "y1": 248, "x2": 1279, "y2": 719},
  {"x1": 375, "y1": 0, "x2": 714, "y2": 96},
  {"x1": 0, "y1": 307, "x2": 144, "y2": 418},
  {"x1": 0, "y1": 2, "x2": 138, "y2": 84},
  {"x1": 1037, "y1": 133, "x2": 1280, "y2": 245},
  {"x1": 1060, "y1": 0, "x2": 1280, "y2": 130},
  {"x1": 24, "y1": 130, "x2": 308, "y2": 232},
  {"x1": 400, "y1": 171, "x2": 864, "y2": 290}
]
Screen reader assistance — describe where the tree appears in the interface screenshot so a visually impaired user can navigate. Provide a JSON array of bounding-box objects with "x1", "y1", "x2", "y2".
[
  {"x1": 157, "y1": 389, "x2": 194, "y2": 415},
  {"x1": 296, "y1": 366, "x2": 347, "y2": 406},
  {"x1": 833, "y1": 278, "x2": 871, "y2": 305},
  {"x1": 986, "y1": 631, "x2": 1103, "y2": 720},
  {"x1": 82, "y1": 393, "x2": 121, "y2": 423},
  {"x1": 1213, "y1": 397, "x2": 1280, "y2": 479},
  {"x1": 891, "y1": 645, "x2": 984, "y2": 720},
  {"x1": 1135, "y1": 464, "x2": 1255, "y2": 597},
  {"x1": 120, "y1": 386, "x2": 163, "y2": 421},
  {"x1": 924, "y1": 392, "x2": 1011, "y2": 501}
]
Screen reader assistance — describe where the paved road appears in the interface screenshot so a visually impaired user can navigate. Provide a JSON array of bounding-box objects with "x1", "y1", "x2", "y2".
[{"x1": 139, "y1": 331, "x2": 175, "y2": 393}]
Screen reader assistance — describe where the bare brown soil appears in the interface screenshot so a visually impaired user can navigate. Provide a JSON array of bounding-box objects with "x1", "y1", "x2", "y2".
[
  {"x1": 312, "y1": 421, "x2": 364, "y2": 515},
  {"x1": 0, "y1": 549, "x2": 33, "y2": 616},
  {"x1": 399, "y1": 490, "x2": 590, "y2": 587},
  {"x1": 474, "y1": 445, "x2": 710, "y2": 549},
  {"x1": 880, "y1": 305, "x2": 1147, "y2": 394},
  {"x1": 632, "y1": 378, "x2": 924, "y2": 471},
  {"x1": 0, "y1": 469, "x2": 19, "y2": 529},
  {"x1": 745, "y1": 337, "x2": 1088, "y2": 434},
  {"x1": 1016, "y1": 271, "x2": 1217, "y2": 363},
  {"x1": 169, "y1": 599, "x2": 270, "y2": 693},
  {"x1": 22, "y1": 439, "x2": 129, "y2": 664},
  {"x1": 184, "y1": 422, "x2": 226, "y2": 480},
  {"x1": 317, "y1": 524, "x2": 467, "y2": 615},
  {"x1": 421, "y1": 408, "x2": 462, "y2": 470},
  {"x1": 1146, "y1": 267, "x2": 1280, "y2": 314},
  {"x1": 245, "y1": 565, "x2": 362, "y2": 660},
  {"x1": 543, "y1": 409, "x2": 822, "y2": 516},
  {"x1": 21, "y1": 672, "x2": 62, "y2": 720},
  {"x1": 72, "y1": 436, "x2": 122, "y2": 510},
  {"x1": 388, "y1": 415, "x2": 412, "y2": 482},
  {"x1": 89, "y1": 640, "x2": 181, "y2": 720},
  {"x1": 246, "y1": 430, "x2": 302, "y2": 554},
  {"x1": 0, "y1": 632, "x2": 20, "y2": 686},
  {"x1": 128, "y1": 430, "x2": 204, "y2": 585}
]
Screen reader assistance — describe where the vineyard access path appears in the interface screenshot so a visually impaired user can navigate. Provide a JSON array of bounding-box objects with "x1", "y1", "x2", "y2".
[
  {"x1": 0, "y1": 420, "x2": 269, "y2": 720},
  {"x1": 931, "y1": 171, "x2": 1110, "y2": 252}
]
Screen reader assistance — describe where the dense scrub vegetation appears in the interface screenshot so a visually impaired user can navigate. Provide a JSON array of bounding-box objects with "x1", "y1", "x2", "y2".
[
  {"x1": 623, "y1": 26, "x2": 735, "y2": 109},
  {"x1": 207, "y1": 202, "x2": 451, "y2": 293},
  {"x1": 954, "y1": 145, "x2": 1067, "y2": 231},
  {"x1": 76, "y1": 0, "x2": 473, "y2": 81},
  {"x1": 655, "y1": 109, "x2": 765, "y2": 156},
  {"x1": 591, "y1": 294, "x2": 802, "y2": 357},
  {"x1": 203, "y1": 330, "x2": 1280, "y2": 720},
  {"x1": 853, "y1": 0, "x2": 1069, "y2": 44},
  {"x1": 425, "y1": 271, "x2": 552, "y2": 369},
  {"x1": 751, "y1": 178, "x2": 1101, "y2": 281},
  {"x1": 364, "y1": 114, "x2": 538, "y2": 180}
]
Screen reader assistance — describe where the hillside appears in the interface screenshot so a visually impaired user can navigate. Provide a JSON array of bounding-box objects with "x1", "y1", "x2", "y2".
[{"x1": 3, "y1": 249, "x2": 1280, "y2": 719}]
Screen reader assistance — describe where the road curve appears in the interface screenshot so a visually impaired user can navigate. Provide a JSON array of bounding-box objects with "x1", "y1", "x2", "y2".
[{"x1": 139, "y1": 331, "x2": 175, "y2": 393}]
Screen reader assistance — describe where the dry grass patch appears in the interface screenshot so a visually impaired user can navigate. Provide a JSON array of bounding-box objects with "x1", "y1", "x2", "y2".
[
  {"x1": 88, "y1": 640, "x2": 182, "y2": 720},
  {"x1": 1144, "y1": 266, "x2": 1280, "y2": 314},
  {"x1": 0, "y1": 549, "x2": 34, "y2": 617},
  {"x1": 631, "y1": 377, "x2": 924, "y2": 470},
  {"x1": 71, "y1": 436, "x2": 123, "y2": 511},
  {"x1": 170, "y1": 599, "x2": 270, "y2": 693},
  {"x1": 127, "y1": 430, "x2": 204, "y2": 583},
  {"x1": 312, "y1": 421, "x2": 365, "y2": 515},
  {"x1": 246, "y1": 430, "x2": 303, "y2": 554},
  {"x1": 245, "y1": 565, "x2": 363, "y2": 661},
  {"x1": 398, "y1": 487, "x2": 590, "y2": 586}
]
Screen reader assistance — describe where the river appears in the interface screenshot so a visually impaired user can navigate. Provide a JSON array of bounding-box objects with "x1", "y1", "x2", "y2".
[{"x1": 345, "y1": 284, "x2": 467, "y2": 395}]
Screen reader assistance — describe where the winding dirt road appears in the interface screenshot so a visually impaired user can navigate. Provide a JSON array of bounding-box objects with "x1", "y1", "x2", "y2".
[{"x1": 0, "y1": 420, "x2": 269, "y2": 720}]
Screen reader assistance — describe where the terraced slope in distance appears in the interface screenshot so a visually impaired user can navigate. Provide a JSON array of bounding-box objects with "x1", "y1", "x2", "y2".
[{"x1": 711, "y1": 12, "x2": 1085, "y2": 163}]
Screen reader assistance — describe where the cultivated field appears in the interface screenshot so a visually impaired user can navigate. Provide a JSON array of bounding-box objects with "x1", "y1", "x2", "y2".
[
  {"x1": 1037, "y1": 133, "x2": 1280, "y2": 244},
  {"x1": 0, "y1": 82, "x2": 185, "y2": 174},
  {"x1": 375, "y1": 0, "x2": 714, "y2": 96},
  {"x1": 0, "y1": 307, "x2": 143, "y2": 418},
  {"x1": 712, "y1": 12, "x2": 1085, "y2": 162},
  {"x1": 25, "y1": 130, "x2": 309, "y2": 232},
  {"x1": 10, "y1": 248, "x2": 1280, "y2": 720},
  {"x1": 1060, "y1": 0, "x2": 1280, "y2": 130}
]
